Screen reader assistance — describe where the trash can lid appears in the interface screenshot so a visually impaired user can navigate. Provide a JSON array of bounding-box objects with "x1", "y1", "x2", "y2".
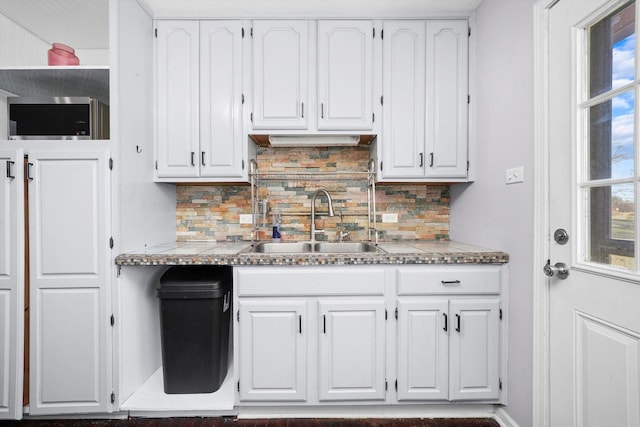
[{"x1": 160, "y1": 265, "x2": 231, "y2": 290}]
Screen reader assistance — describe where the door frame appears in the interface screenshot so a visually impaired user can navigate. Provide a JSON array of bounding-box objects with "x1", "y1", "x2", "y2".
[{"x1": 533, "y1": 1, "x2": 556, "y2": 426}]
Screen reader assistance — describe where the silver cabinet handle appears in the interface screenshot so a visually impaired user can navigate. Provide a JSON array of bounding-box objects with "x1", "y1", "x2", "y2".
[
  {"x1": 419, "y1": 153, "x2": 424, "y2": 167},
  {"x1": 321, "y1": 103, "x2": 324, "y2": 119},
  {"x1": 441, "y1": 280, "x2": 461, "y2": 285},
  {"x1": 27, "y1": 162, "x2": 34, "y2": 180},
  {"x1": 443, "y1": 312, "x2": 448, "y2": 331},
  {"x1": 455, "y1": 314, "x2": 461, "y2": 332},
  {"x1": 301, "y1": 102, "x2": 305, "y2": 118},
  {"x1": 429, "y1": 152, "x2": 434, "y2": 167},
  {"x1": 6, "y1": 161, "x2": 15, "y2": 179},
  {"x1": 190, "y1": 152, "x2": 195, "y2": 167},
  {"x1": 201, "y1": 152, "x2": 206, "y2": 166}
]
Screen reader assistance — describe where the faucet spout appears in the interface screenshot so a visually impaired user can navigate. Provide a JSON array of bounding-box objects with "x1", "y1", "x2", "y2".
[{"x1": 310, "y1": 188, "x2": 335, "y2": 242}]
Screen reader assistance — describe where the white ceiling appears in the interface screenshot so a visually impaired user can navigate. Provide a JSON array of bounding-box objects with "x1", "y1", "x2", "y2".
[
  {"x1": 138, "y1": 0, "x2": 483, "y2": 19},
  {"x1": 0, "y1": 0, "x2": 109, "y2": 49}
]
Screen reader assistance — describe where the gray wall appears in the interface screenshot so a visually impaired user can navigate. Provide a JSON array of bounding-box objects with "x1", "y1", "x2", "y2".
[{"x1": 450, "y1": 1, "x2": 534, "y2": 426}]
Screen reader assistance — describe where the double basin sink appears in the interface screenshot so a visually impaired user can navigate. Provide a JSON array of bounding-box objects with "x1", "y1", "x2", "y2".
[{"x1": 244, "y1": 241, "x2": 382, "y2": 254}]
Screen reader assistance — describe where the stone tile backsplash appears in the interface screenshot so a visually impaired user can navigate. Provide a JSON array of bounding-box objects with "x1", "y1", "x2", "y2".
[{"x1": 176, "y1": 146, "x2": 450, "y2": 242}]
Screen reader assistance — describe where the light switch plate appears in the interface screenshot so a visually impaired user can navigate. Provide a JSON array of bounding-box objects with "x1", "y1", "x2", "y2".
[
  {"x1": 506, "y1": 166, "x2": 524, "y2": 184},
  {"x1": 239, "y1": 214, "x2": 253, "y2": 224},
  {"x1": 382, "y1": 213, "x2": 398, "y2": 223}
]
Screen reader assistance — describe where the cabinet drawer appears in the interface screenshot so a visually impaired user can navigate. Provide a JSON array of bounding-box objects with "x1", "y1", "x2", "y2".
[
  {"x1": 236, "y1": 266, "x2": 386, "y2": 296},
  {"x1": 396, "y1": 265, "x2": 501, "y2": 295}
]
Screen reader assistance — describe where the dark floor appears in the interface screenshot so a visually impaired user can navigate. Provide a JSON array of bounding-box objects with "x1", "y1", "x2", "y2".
[{"x1": 0, "y1": 418, "x2": 499, "y2": 427}]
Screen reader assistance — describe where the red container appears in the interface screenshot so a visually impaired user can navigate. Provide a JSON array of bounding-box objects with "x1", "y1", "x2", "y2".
[{"x1": 47, "y1": 43, "x2": 79, "y2": 66}]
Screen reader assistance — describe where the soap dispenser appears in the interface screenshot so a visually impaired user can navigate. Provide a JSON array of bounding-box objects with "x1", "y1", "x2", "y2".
[{"x1": 272, "y1": 213, "x2": 281, "y2": 242}]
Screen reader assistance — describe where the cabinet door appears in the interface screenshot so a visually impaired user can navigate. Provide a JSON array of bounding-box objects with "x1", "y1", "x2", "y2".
[
  {"x1": 396, "y1": 298, "x2": 448, "y2": 400},
  {"x1": 449, "y1": 299, "x2": 500, "y2": 401},
  {"x1": 425, "y1": 20, "x2": 469, "y2": 179},
  {"x1": 252, "y1": 20, "x2": 309, "y2": 130},
  {"x1": 381, "y1": 21, "x2": 426, "y2": 179},
  {"x1": 28, "y1": 148, "x2": 111, "y2": 415},
  {"x1": 317, "y1": 20, "x2": 374, "y2": 130},
  {"x1": 238, "y1": 299, "x2": 308, "y2": 401},
  {"x1": 318, "y1": 299, "x2": 386, "y2": 401},
  {"x1": 155, "y1": 20, "x2": 200, "y2": 178},
  {"x1": 200, "y1": 21, "x2": 244, "y2": 178},
  {"x1": 0, "y1": 149, "x2": 24, "y2": 420}
]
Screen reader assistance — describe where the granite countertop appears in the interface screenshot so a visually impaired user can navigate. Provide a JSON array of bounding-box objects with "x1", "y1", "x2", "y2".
[{"x1": 115, "y1": 240, "x2": 509, "y2": 266}]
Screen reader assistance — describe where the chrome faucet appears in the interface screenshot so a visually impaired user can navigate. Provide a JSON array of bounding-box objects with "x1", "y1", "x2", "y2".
[{"x1": 310, "y1": 188, "x2": 335, "y2": 242}]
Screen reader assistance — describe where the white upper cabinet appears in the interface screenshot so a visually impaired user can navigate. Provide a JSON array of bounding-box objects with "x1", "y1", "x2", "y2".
[
  {"x1": 380, "y1": 20, "x2": 469, "y2": 181},
  {"x1": 317, "y1": 21, "x2": 374, "y2": 131},
  {"x1": 155, "y1": 20, "x2": 247, "y2": 181},
  {"x1": 252, "y1": 20, "x2": 310, "y2": 130},
  {"x1": 425, "y1": 20, "x2": 469, "y2": 179},
  {"x1": 381, "y1": 21, "x2": 426, "y2": 179},
  {"x1": 252, "y1": 20, "x2": 376, "y2": 133},
  {"x1": 155, "y1": 20, "x2": 200, "y2": 178},
  {"x1": 200, "y1": 21, "x2": 245, "y2": 178}
]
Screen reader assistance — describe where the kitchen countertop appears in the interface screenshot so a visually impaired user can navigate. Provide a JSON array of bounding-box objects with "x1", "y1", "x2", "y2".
[{"x1": 114, "y1": 240, "x2": 509, "y2": 266}]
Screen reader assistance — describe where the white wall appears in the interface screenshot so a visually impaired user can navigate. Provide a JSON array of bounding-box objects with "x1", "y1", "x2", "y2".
[
  {"x1": 450, "y1": 1, "x2": 534, "y2": 426},
  {"x1": 112, "y1": 0, "x2": 176, "y2": 403},
  {"x1": 0, "y1": 13, "x2": 49, "y2": 66}
]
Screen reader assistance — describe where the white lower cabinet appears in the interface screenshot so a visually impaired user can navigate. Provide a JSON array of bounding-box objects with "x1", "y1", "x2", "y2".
[
  {"x1": 235, "y1": 266, "x2": 388, "y2": 404},
  {"x1": 238, "y1": 300, "x2": 308, "y2": 401},
  {"x1": 235, "y1": 264, "x2": 506, "y2": 406},
  {"x1": 395, "y1": 265, "x2": 505, "y2": 403},
  {"x1": 396, "y1": 297, "x2": 501, "y2": 402},
  {"x1": 318, "y1": 300, "x2": 386, "y2": 401}
]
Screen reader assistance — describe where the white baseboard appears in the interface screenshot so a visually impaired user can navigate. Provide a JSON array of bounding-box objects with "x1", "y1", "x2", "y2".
[{"x1": 494, "y1": 406, "x2": 520, "y2": 427}]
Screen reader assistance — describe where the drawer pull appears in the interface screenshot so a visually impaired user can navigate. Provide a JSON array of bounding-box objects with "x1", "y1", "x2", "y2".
[{"x1": 441, "y1": 280, "x2": 461, "y2": 285}]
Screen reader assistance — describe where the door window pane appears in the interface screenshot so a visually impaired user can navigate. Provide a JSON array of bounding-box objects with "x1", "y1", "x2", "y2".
[
  {"x1": 587, "y1": 184, "x2": 635, "y2": 268},
  {"x1": 588, "y1": 91, "x2": 635, "y2": 180},
  {"x1": 589, "y1": 2, "x2": 635, "y2": 97}
]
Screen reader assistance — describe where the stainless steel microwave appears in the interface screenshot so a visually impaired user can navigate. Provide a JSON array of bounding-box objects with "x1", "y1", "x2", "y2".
[{"x1": 7, "y1": 96, "x2": 109, "y2": 140}]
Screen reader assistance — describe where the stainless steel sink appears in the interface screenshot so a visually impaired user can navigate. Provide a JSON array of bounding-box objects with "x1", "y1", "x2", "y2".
[
  {"x1": 313, "y1": 242, "x2": 379, "y2": 253},
  {"x1": 248, "y1": 242, "x2": 313, "y2": 253},
  {"x1": 244, "y1": 241, "x2": 380, "y2": 254}
]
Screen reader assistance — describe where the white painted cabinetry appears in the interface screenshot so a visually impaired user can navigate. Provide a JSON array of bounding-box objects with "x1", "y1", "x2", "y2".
[
  {"x1": 395, "y1": 265, "x2": 504, "y2": 402},
  {"x1": 155, "y1": 20, "x2": 247, "y2": 181},
  {"x1": 0, "y1": 149, "x2": 24, "y2": 420},
  {"x1": 0, "y1": 144, "x2": 112, "y2": 418},
  {"x1": 251, "y1": 20, "x2": 376, "y2": 133},
  {"x1": 235, "y1": 266, "x2": 388, "y2": 404},
  {"x1": 318, "y1": 300, "x2": 386, "y2": 401},
  {"x1": 252, "y1": 20, "x2": 310, "y2": 130},
  {"x1": 317, "y1": 21, "x2": 374, "y2": 131},
  {"x1": 380, "y1": 20, "x2": 469, "y2": 181},
  {"x1": 238, "y1": 300, "x2": 308, "y2": 401},
  {"x1": 27, "y1": 147, "x2": 112, "y2": 415}
]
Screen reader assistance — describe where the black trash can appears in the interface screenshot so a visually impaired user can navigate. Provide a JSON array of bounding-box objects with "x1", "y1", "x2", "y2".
[{"x1": 157, "y1": 265, "x2": 232, "y2": 394}]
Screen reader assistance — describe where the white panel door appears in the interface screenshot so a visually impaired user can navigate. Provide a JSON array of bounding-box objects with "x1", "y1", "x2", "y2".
[
  {"x1": 28, "y1": 148, "x2": 111, "y2": 415},
  {"x1": 0, "y1": 149, "x2": 24, "y2": 420},
  {"x1": 200, "y1": 21, "x2": 244, "y2": 178},
  {"x1": 318, "y1": 299, "x2": 386, "y2": 401},
  {"x1": 396, "y1": 298, "x2": 448, "y2": 401},
  {"x1": 317, "y1": 20, "x2": 373, "y2": 131},
  {"x1": 449, "y1": 299, "x2": 500, "y2": 401},
  {"x1": 238, "y1": 299, "x2": 307, "y2": 401},
  {"x1": 252, "y1": 20, "x2": 309, "y2": 130},
  {"x1": 155, "y1": 20, "x2": 200, "y2": 178},
  {"x1": 547, "y1": 1, "x2": 640, "y2": 425},
  {"x1": 381, "y1": 21, "x2": 426, "y2": 179},
  {"x1": 425, "y1": 20, "x2": 468, "y2": 179}
]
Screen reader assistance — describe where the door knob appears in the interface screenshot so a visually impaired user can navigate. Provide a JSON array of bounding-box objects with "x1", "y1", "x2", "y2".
[{"x1": 543, "y1": 260, "x2": 569, "y2": 279}]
